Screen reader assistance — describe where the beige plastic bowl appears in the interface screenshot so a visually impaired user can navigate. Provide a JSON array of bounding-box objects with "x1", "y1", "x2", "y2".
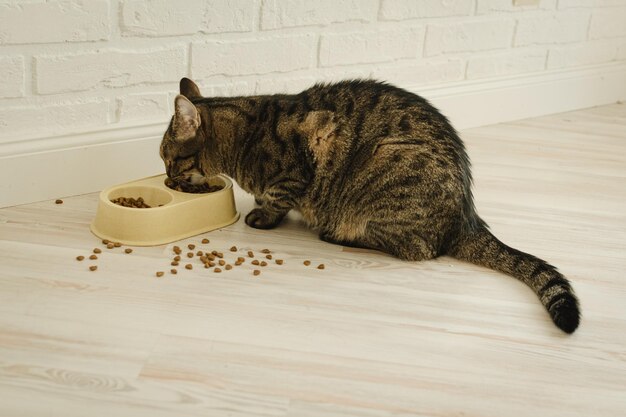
[{"x1": 90, "y1": 174, "x2": 239, "y2": 246}]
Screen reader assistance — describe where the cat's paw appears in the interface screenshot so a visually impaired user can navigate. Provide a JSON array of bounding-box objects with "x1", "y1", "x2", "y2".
[
  {"x1": 254, "y1": 196, "x2": 264, "y2": 206},
  {"x1": 245, "y1": 208, "x2": 282, "y2": 229}
]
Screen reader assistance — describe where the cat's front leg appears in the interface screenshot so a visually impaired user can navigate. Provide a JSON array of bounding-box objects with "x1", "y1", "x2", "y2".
[{"x1": 245, "y1": 180, "x2": 303, "y2": 229}]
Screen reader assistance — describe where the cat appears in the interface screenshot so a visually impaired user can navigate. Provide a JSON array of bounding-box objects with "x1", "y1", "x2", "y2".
[{"x1": 160, "y1": 77, "x2": 581, "y2": 334}]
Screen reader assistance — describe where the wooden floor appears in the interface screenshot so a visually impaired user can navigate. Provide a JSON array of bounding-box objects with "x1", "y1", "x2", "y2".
[{"x1": 1, "y1": 104, "x2": 625, "y2": 417}]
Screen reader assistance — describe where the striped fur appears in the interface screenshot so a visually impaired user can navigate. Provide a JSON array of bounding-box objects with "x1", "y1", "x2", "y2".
[{"x1": 160, "y1": 78, "x2": 581, "y2": 334}]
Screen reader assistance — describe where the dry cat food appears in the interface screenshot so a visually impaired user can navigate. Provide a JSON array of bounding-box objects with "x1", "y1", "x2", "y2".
[
  {"x1": 275, "y1": 259, "x2": 284, "y2": 265},
  {"x1": 164, "y1": 177, "x2": 223, "y2": 194},
  {"x1": 253, "y1": 270, "x2": 261, "y2": 276},
  {"x1": 156, "y1": 271, "x2": 164, "y2": 277},
  {"x1": 76, "y1": 255, "x2": 84, "y2": 261},
  {"x1": 107, "y1": 243, "x2": 115, "y2": 249},
  {"x1": 260, "y1": 261, "x2": 268, "y2": 267},
  {"x1": 230, "y1": 246, "x2": 237, "y2": 252},
  {"x1": 261, "y1": 249, "x2": 271, "y2": 254},
  {"x1": 251, "y1": 260, "x2": 260, "y2": 266},
  {"x1": 317, "y1": 264, "x2": 325, "y2": 270},
  {"x1": 93, "y1": 248, "x2": 101, "y2": 254},
  {"x1": 171, "y1": 269, "x2": 177, "y2": 275},
  {"x1": 114, "y1": 242, "x2": 122, "y2": 248},
  {"x1": 89, "y1": 255, "x2": 98, "y2": 260},
  {"x1": 188, "y1": 244, "x2": 195, "y2": 250},
  {"x1": 202, "y1": 238, "x2": 210, "y2": 244},
  {"x1": 111, "y1": 196, "x2": 151, "y2": 208},
  {"x1": 265, "y1": 254, "x2": 272, "y2": 260},
  {"x1": 185, "y1": 264, "x2": 193, "y2": 270},
  {"x1": 214, "y1": 268, "x2": 222, "y2": 273},
  {"x1": 89, "y1": 266, "x2": 97, "y2": 271},
  {"x1": 303, "y1": 260, "x2": 311, "y2": 266},
  {"x1": 125, "y1": 248, "x2": 133, "y2": 254},
  {"x1": 55, "y1": 199, "x2": 63, "y2": 204}
]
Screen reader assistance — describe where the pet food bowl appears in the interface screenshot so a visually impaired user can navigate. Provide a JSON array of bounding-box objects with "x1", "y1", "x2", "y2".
[{"x1": 90, "y1": 174, "x2": 239, "y2": 246}]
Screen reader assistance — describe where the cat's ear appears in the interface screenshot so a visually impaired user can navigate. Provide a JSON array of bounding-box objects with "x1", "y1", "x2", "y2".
[
  {"x1": 180, "y1": 77, "x2": 202, "y2": 100},
  {"x1": 173, "y1": 95, "x2": 200, "y2": 141}
]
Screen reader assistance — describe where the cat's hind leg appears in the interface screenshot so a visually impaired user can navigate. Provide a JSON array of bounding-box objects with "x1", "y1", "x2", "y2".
[
  {"x1": 363, "y1": 220, "x2": 438, "y2": 262},
  {"x1": 320, "y1": 220, "x2": 437, "y2": 262}
]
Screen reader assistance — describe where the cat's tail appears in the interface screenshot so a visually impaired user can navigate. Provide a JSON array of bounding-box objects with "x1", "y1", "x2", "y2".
[{"x1": 447, "y1": 224, "x2": 581, "y2": 334}]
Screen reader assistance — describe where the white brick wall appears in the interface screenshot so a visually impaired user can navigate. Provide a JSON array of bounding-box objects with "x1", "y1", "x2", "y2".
[{"x1": 1, "y1": 0, "x2": 625, "y2": 140}]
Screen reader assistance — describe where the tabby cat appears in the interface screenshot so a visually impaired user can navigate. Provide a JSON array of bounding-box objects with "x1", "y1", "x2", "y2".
[{"x1": 160, "y1": 77, "x2": 581, "y2": 334}]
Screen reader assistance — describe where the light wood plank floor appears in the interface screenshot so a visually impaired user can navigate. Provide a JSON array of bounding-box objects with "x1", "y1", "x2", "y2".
[{"x1": 1, "y1": 104, "x2": 625, "y2": 417}]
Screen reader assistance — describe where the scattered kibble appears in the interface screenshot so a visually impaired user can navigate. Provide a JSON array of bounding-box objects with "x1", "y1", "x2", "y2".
[
  {"x1": 261, "y1": 249, "x2": 271, "y2": 254},
  {"x1": 102, "y1": 239, "x2": 110, "y2": 245},
  {"x1": 89, "y1": 266, "x2": 97, "y2": 271},
  {"x1": 214, "y1": 268, "x2": 222, "y2": 273},
  {"x1": 171, "y1": 269, "x2": 177, "y2": 275},
  {"x1": 55, "y1": 199, "x2": 63, "y2": 204},
  {"x1": 171, "y1": 261, "x2": 179, "y2": 266},
  {"x1": 93, "y1": 248, "x2": 102, "y2": 254},
  {"x1": 114, "y1": 242, "x2": 121, "y2": 248},
  {"x1": 187, "y1": 252, "x2": 194, "y2": 258},
  {"x1": 185, "y1": 264, "x2": 193, "y2": 270},
  {"x1": 89, "y1": 254, "x2": 98, "y2": 260},
  {"x1": 237, "y1": 257, "x2": 245, "y2": 263},
  {"x1": 265, "y1": 254, "x2": 272, "y2": 260},
  {"x1": 225, "y1": 264, "x2": 232, "y2": 270},
  {"x1": 216, "y1": 252, "x2": 224, "y2": 258},
  {"x1": 196, "y1": 250, "x2": 203, "y2": 256},
  {"x1": 235, "y1": 260, "x2": 243, "y2": 266},
  {"x1": 188, "y1": 244, "x2": 195, "y2": 250},
  {"x1": 253, "y1": 270, "x2": 261, "y2": 276},
  {"x1": 208, "y1": 261, "x2": 216, "y2": 267},
  {"x1": 251, "y1": 260, "x2": 260, "y2": 266},
  {"x1": 156, "y1": 271, "x2": 164, "y2": 277},
  {"x1": 76, "y1": 255, "x2": 84, "y2": 261},
  {"x1": 173, "y1": 246, "x2": 181, "y2": 254},
  {"x1": 202, "y1": 238, "x2": 209, "y2": 244},
  {"x1": 107, "y1": 243, "x2": 115, "y2": 249},
  {"x1": 303, "y1": 260, "x2": 311, "y2": 266},
  {"x1": 218, "y1": 260, "x2": 225, "y2": 266},
  {"x1": 230, "y1": 246, "x2": 237, "y2": 252},
  {"x1": 247, "y1": 251, "x2": 254, "y2": 258},
  {"x1": 275, "y1": 259, "x2": 284, "y2": 265},
  {"x1": 260, "y1": 261, "x2": 268, "y2": 267},
  {"x1": 125, "y1": 248, "x2": 133, "y2": 254},
  {"x1": 317, "y1": 264, "x2": 325, "y2": 270}
]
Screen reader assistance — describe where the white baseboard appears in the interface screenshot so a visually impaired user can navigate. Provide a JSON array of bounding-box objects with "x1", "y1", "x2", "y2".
[{"x1": 2, "y1": 62, "x2": 625, "y2": 208}]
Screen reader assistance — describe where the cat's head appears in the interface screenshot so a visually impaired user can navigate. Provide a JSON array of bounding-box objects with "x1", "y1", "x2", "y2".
[{"x1": 159, "y1": 78, "x2": 206, "y2": 184}]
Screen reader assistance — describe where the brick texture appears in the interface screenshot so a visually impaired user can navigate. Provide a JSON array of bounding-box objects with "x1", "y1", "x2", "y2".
[
  {"x1": 36, "y1": 48, "x2": 187, "y2": 94},
  {"x1": 0, "y1": 56, "x2": 25, "y2": 98},
  {"x1": 261, "y1": 0, "x2": 378, "y2": 29},
  {"x1": 320, "y1": 27, "x2": 424, "y2": 67},
  {"x1": 380, "y1": 0, "x2": 473, "y2": 19},
  {"x1": 515, "y1": 11, "x2": 590, "y2": 45},
  {"x1": 0, "y1": 0, "x2": 624, "y2": 139},
  {"x1": 192, "y1": 35, "x2": 316, "y2": 78},
  {"x1": 0, "y1": 1, "x2": 109, "y2": 45},
  {"x1": 426, "y1": 19, "x2": 515, "y2": 56}
]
